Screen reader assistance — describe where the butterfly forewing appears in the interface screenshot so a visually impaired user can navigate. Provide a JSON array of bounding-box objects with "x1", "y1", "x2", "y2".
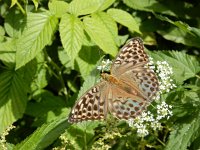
[
  {"x1": 111, "y1": 37, "x2": 148, "y2": 75},
  {"x1": 112, "y1": 37, "x2": 159, "y2": 100}
]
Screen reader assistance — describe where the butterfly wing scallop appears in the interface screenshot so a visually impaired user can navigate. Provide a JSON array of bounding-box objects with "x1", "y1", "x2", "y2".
[{"x1": 68, "y1": 81, "x2": 109, "y2": 123}]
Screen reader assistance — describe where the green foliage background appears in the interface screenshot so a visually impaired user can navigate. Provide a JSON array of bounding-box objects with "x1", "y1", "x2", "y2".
[{"x1": 0, "y1": 0, "x2": 200, "y2": 149}]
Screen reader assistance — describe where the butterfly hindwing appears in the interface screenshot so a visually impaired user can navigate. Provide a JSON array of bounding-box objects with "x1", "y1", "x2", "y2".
[
  {"x1": 68, "y1": 82, "x2": 108, "y2": 123},
  {"x1": 108, "y1": 84, "x2": 148, "y2": 120}
]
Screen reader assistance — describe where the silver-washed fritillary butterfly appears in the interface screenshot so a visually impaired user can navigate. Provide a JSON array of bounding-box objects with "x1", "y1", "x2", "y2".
[{"x1": 68, "y1": 37, "x2": 159, "y2": 123}]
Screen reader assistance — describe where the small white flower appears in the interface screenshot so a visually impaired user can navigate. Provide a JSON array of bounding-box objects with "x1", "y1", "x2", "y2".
[
  {"x1": 97, "y1": 59, "x2": 112, "y2": 72},
  {"x1": 156, "y1": 102, "x2": 173, "y2": 120},
  {"x1": 137, "y1": 125, "x2": 149, "y2": 137},
  {"x1": 151, "y1": 120, "x2": 162, "y2": 131},
  {"x1": 128, "y1": 118, "x2": 134, "y2": 127}
]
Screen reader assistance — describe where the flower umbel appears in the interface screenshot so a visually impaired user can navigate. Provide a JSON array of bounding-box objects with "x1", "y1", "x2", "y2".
[
  {"x1": 97, "y1": 59, "x2": 112, "y2": 72},
  {"x1": 155, "y1": 61, "x2": 176, "y2": 94},
  {"x1": 128, "y1": 102, "x2": 172, "y2": 137},
  {"x1": 0, "y1": 125, "x2": 15, "y2": 150},
  {"x1": 128, "y1": 59, "x2": 174, "y2": 137},
  {"x1": 156, "y1": 101, "x2": 173, "y2": 120}
]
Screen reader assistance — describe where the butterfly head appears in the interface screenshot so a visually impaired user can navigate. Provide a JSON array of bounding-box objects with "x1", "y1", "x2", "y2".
[{"x1": 101, "y1": 73, "x2": 109, "y2": 80}]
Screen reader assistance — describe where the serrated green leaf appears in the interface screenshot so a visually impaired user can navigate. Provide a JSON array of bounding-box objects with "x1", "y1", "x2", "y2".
[
  {"x1": 48, "y1": 0, "x2": 69, "y2": 18},
  {"x1": 26, "y1": 90, "x2": 66, "y2": 126},
  {"x1": 75, "y1": 46, "x2": 101, "y2": 80},
  {"x1": 0, "y1": 70, "x2": 27, "y2": 134},
  {"x1": 107, "y1": 8, "x2": 141, "y2": 34},
  {"x1": 65, "y1": 121, "x2": 101, "y2": 149},
  {"x1": 154, "y1": 14, "x2": 193, "y2": 35},
  {"x1": 93, "y1": 12, "x2": 118, "y2": 45},
  {"x1": 83, "y1": 15, "x2": 118, "y2": 57},
  {"x1": 58, "y1": 48, "x2": 73, "y2": 69},
  {"x1": 31, "y1": 52, "x2": 48, "y2": 91},
  {"x1": 98, "y1": 0, "x2": 116, "y2": 11},
  {"x1": 4, "y1": 9, "x2": 25, "y2": 38},
  {"x1": 68, "y1": 0, "x2": 101, "y2": 16},
  {"x1": 165, "y1": 113, "x2": 200, "y2": 150},
  {"x1": 150, "y1": 51, "x2": 200, "y2": 84},
  {"x1": 32, "y1": 0, "x2": 39, "y2": 10},
  {"x1": 123, "y1": 0, "x2": 179, "y2": 17},
  {"x1": 157, "y1": 27, "x2": 200, "y2": 48},
  {"x1": 0, "y1": 40, "x2": 16, "y2": 64},
  {"x1": 0, "y1": 38, "x2": 37, "y2": 135},
  {"x1": 16, "y1": 11, "x2": 58, "y2": 69},
  {"x1": 59, "y1": 14, "x2": 84, "y2": 62},
  {"x1": 14, "y1": 117, "x2": 69, "y2": 150},
  {"x1": 77, "y1": 63, "x2": 102, "y2": 99}
]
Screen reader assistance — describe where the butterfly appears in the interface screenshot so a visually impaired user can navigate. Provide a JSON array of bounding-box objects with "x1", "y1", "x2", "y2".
[{"x1": 68, "y1": 37, "x2": 159, "y2": 123}]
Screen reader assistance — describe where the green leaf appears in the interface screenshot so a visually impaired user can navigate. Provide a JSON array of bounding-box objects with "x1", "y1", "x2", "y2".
[
  {"x1": 16, "y1": 11, "x2": 58, "y2": 69},
  {"x1": 154, "y1": 14, "x2": 194, "y2": 35},
  {"x1": 31, "y1": 52, "x2": 48, "y2": 91},
  {"x1": 59, "y1": 14, "x2": 84, "y2": 62},
  {"x1": 75, "y1": 46, "x2": 101, "y2": 80},
  {"x1": 75, "y1": 61, "x2": 102, "y2": 99},
  {"x1": 83, "y1": 15, "x2": 118, "y2": 57},
  {"x1": 26, "y1": 90, "x2": 66, "y2": 126},
  {"x1": 58, "y1": 48, "x2": 73, "y2": 69},
  {"x1": 68, "y1": 0, "x2": 101, "y2": 16},
  {"x1": 32, "y1": 0, "x2": 39, "y2": 10},
  {"x1": 48, "y1": 0, "x2": 69, "y2": 18},
  {"x1": 93, "y1": 12, "x2": 118, "y2": 45},
  {"x1": 107, "y1": 8, "x2": 141, "y2": 34},
  {"x1": 58, "y1": 45, "x2": 101, "y2": 80},
  {"x1": 98, "y1": 0, "x2": 116, "y2": 11},
  {"x1": 65, "y1": 121, "x2": 100, "y2": 149},
  {"x1": 0, "y1": 40, "x2": 16, "y2": 64},
  {"x1": 4, "y1": 9, "x2": 25, "y2": 38},
  {"x1": 157, "y1": 27, "x2": 200, "y2": 48},
  {"x1": 150, "y1": 51, "x2": 200, "y2": 84},
  {"x1": 0, "y1": 70, "x2": 27, "y2": 134},
  {"x1": 165, "y1": 113, "x2": 200, "y2": 150},
  {"x1": 14, "y1": 117, "x2": 69, "y2": 150},
  {"x1": 0, "y1": 39, "x2": 37, "y2": 134},
  {"x1": 123, "y1": 0, "x2": 181, "y2": 17}
]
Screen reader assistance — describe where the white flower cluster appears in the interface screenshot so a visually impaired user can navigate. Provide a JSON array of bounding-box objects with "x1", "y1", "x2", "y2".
[
  {"x1": 0, "y1": 125, "x2": 15, "y2": 150},
  {"x1": 128, "y1": 102, "x2": 172, "y2": 137},
  {"x1": 97, "y1": 59, "x2": 112, "y2": 72},
  {"x1": 155, "y1": 61, "x2": 177, "y2": 94},
  {"x1": 156, "y1": 101, "x2": 173, "y2": 120}
]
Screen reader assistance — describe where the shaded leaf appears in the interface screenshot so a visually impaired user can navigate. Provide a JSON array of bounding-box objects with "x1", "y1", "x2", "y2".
[
  {"x1": 165, "y1": 113, "x2": 200, "y2": 150},
  {"x1": 75, "y1": 46, "x2": 101, "y2": 80},
  {"x1": 150, "y1": 51, "x2": 200, "y2": 84},
  {"x1": 16, "y1": 11, "x2": 58, "y2": 69},
  {"x1": 14, "y1": 117, "x2": 69, "y2": 150},
  {"x1": 157, "y1": 27, "x2": 200, "y2": 48},
  {"x1": 123, "y1": 0, "x2": 183, "y2": 17}
]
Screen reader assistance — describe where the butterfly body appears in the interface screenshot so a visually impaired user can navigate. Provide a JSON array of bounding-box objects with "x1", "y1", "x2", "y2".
[{"x1": 68, "y1": 37, "x2": 159, "y2": 123}]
